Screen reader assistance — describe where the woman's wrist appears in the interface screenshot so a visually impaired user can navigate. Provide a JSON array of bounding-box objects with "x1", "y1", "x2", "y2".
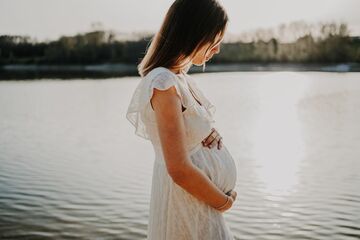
[{"x1": 214, "y1": 194, "x2": 231, "y2": 211}]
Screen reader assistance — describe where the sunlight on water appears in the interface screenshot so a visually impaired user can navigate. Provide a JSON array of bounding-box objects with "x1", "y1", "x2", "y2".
[
  {"x1": 0, "y1": 72, "x2": 359, "y2": 239},
  {"x1": 252, "y1": 73, "x2": 308, "y2": 198}
]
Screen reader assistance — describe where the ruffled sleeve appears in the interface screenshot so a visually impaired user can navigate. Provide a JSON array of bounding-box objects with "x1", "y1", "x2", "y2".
[
  {"x1": 148, "y1": 72, "x2": 183, "y2": 111},
  {"x1": 125, "y1": 67, "x2": 185, "y2": 140}
]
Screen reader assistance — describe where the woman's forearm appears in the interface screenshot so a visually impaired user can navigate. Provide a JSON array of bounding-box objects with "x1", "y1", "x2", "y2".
[
  {"x1": 170, "y1": 161, "x2": 228, "y2": 209},
  {"x1": 150, "y1": 86, "x2": 228, "y2": 209}
]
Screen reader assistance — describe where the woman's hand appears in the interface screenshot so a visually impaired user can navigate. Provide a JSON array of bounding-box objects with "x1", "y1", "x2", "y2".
[
  {"x1": 227, "y1": 190, "x2": 237, "y2": 201},
  {"x1": 202, "y1": 128, "x2": 223, "y2": 150},
  {"x1": 216, "y1": 190, "x2": 237, "y2": 213}
]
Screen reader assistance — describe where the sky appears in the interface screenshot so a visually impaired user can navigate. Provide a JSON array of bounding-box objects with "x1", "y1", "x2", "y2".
[{"x1": 0, "y1": 0, "x2": 359, "y2": 41}]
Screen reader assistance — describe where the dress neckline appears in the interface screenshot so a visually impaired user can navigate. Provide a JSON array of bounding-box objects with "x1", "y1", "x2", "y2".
[
  {"x1": 177, "y1": 74, "x2": 203, "y2": 107},
  {"x1": 158, "y1": 67, "x2": 203, "y2": 107},
  {"x1": 173, "y1": 68, "x2": 186, "y2": 76}
]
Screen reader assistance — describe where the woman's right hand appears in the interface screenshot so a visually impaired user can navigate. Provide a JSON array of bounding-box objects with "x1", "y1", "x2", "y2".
[{"x1": 216, "y1": 190, "x2": 237, "y2": 213}]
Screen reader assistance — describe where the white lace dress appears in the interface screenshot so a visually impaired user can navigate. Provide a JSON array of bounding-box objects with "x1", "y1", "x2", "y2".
[{"x1": 126, "y1": 67, "x2": 237, "y2": 240}]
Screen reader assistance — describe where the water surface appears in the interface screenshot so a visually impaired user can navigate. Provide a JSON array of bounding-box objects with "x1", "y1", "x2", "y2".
[{"x1": 0, "y1": 72, "x2": 359, "y2": 239}]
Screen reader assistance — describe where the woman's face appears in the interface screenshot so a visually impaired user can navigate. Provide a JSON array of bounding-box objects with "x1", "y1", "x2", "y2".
[{"x1": 191, "y1": 33, "x2": 224, "y2": 66}]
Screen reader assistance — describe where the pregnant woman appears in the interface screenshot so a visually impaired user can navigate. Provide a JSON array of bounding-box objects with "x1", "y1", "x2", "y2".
[{"x1": 126, "y1": 0, "x2": 238, "y2": 239}]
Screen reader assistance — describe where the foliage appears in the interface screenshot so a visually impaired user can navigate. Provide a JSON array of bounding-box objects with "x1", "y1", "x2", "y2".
[{"x1": 0, "y1": 22, "x2": 359, "y2": 65}]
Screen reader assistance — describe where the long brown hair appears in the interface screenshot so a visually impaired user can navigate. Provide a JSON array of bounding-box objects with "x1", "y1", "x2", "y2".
[{"x1": 138, "y1": 0, "x2": 228, "y2": 77}]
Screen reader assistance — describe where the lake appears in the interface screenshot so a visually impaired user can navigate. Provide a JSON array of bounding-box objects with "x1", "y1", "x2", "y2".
[{"x1": 0, "y1": 72, "x2": 359, "y2": 239}]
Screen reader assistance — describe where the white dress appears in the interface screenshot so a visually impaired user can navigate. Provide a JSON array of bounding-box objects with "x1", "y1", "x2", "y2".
[{"x1": 126, "y1": 67, "x2": 237, "y2": 240}]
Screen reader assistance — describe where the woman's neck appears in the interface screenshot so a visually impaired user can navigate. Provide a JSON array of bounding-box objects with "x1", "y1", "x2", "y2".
[{"x1": 169, "y1": 68, "x2": 183, "y2": 75}]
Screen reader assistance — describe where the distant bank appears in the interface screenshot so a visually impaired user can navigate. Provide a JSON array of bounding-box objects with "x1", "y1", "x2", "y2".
[{"x1": 1, "y1": 63, "x2": 360, "y2": 80}]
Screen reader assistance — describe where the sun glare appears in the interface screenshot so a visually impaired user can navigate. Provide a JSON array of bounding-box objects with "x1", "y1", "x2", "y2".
[{"x1": 251, "y1": 72, "x2": 309, "y2": 199}]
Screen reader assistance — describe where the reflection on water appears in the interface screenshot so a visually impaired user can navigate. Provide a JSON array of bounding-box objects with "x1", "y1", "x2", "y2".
[
  {"x1": 0, "y1": 72, "x2": 359, "y2": 239},
  {"x1": 252, "y1": 72, "x2": 307, "y2": 198}
]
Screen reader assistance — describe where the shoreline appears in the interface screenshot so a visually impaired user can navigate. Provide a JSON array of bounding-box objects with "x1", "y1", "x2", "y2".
[{"x1": 1, "y1": 63, "x2": 359, "y2": 80}]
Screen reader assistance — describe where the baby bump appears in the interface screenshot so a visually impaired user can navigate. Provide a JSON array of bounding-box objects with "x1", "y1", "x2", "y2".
[{"x1": 189, "y1": 143, "x2": 237, "y2": 194}]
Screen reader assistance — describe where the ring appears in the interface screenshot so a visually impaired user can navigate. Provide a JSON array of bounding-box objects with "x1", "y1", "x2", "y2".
[
  {"x1": 208, "y1": 133, "x2": 216, "y2": 140},
  {"x1": 211, "y1": 130, "x2": 217, "y2": 138},
  {"x1": 207, "y1": 136, "x2": 214, "y2": 143}
]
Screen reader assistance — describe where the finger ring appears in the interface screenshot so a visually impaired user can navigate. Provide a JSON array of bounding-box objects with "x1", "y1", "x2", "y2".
[
  {"x1": 211, "y1": 131, "x2": 218, "y2": 138},
  {"x1": 209, "y1": 135, "x2": 215, "y2": 141}
]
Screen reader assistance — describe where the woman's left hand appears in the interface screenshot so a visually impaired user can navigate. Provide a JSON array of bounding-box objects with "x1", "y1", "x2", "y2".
[{"x1": 202, "y1": 128, "x2": 223, "y2": 150}]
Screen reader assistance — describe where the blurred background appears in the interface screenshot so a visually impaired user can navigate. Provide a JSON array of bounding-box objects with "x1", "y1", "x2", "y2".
[
  {"x1": 0, "y1": 0, "x2": 360, "y2": 78},
  {"x1": 0, "y1": 0, "x2": 359, "y2": 239}
]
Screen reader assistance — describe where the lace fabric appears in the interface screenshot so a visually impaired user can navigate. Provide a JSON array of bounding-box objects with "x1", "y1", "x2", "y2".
[
  {"x1": 125, "y1": 67, "x2": 236, "y2": 239},
  {"x1": 185, "y1": 74, "x2": 217, "y2": 119},
  {"x1": 126, "y1": 67, "x2": 216, "y2": 140}
]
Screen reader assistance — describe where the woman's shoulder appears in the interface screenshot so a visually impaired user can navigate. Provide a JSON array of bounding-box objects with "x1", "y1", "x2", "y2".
[
  {"x1": 144, "y1": 67, "x2": 185, "y2": 91},
  {"x1": 145, "y1": 67, "x2": 178, "y2": 80}
]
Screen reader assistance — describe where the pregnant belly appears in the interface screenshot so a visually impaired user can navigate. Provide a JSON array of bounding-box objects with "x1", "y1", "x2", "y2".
[{"x1": 189, "y1": 143, "x2": 237, "y2": 194}]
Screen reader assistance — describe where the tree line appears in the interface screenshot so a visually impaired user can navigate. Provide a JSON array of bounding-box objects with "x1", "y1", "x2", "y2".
[{"x1": 1, "y1": 21, "x2": 359, "y2": 65}]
